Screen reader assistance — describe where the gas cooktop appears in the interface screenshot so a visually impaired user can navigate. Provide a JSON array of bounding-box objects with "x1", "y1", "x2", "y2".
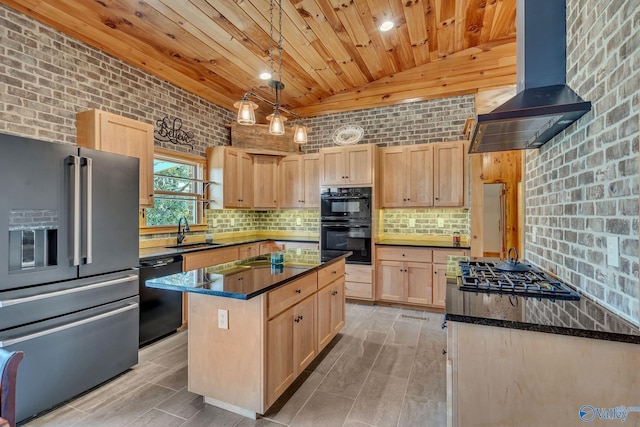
[{"x1": 458, "y1": 261, "x2": 581, "y2": 300}]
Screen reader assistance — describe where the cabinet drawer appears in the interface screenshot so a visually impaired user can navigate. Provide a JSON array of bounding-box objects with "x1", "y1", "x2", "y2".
[
  {"x1": 267, "y1": 273, "x2": 317, "y2": 318},
  {"x1": 345, "y1": 281, "x2": 373, "y2": 299},
  {"x1": 433, "y1": 249, "x2": 469, "y2": 264},
  {"x1": 238, "y1": 243, "x2": 259, "y2": 259},
  {"x1": 182, "y1": 246, "x2": 239, "y2": 271},
  {"x1": 345, "y1": 264, "x2": 373, "y2": 284},
  {"x1": 376, "y1": 246, "x2": 432, "y2": 263},
  {"x1": 318, "y1": 261, "x2": 345, "y2": 290}
]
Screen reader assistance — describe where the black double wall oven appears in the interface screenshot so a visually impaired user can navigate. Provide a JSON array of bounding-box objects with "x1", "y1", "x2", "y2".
[{"x1": 320, "y1": 187, "x2": 372, "y2": 265}]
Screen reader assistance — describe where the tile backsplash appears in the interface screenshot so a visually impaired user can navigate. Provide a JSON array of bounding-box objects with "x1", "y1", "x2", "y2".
[
  {"x1": 205, "y1": 209, "x2": 319, "y2": 235},
  {"x1": 382, "y1": 209, "x2": 470, "y2": 236}
]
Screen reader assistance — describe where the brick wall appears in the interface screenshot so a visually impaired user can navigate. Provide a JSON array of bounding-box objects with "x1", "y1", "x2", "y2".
[
  {"x1": 382, "y1": 209, "x2": 470, "y2": 236},
  {"x1": 524, "y1": 1, "x2": 639, "y2": 324},
  {"x1": 301, "y1": 95, "x2": 474, "y2": 153},
  {"x1": 0, "y1": 4, "x2": 233, "y2": 157}
]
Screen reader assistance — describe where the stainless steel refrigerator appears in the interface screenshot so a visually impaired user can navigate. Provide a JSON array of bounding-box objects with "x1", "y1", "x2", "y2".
[{"x1": 0, "y1": 133, "x2": 140, "y2": 423}]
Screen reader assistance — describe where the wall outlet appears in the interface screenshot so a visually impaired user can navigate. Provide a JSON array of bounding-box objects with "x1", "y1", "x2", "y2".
[
  {"x1": 296, "y1": 248, "x2": 302, "y2": 255},
  {"x1": 210, "y1": 218, "x2": 217, "y2": 227},
  {"x1": 409, "y1": 218, "x2": 416, "y2": 228},
  {"x1": 230, "y1": 218, "x2": 235, "y2": 226},
  {"x1": 437, "y1": 218, "x2": 445, "y2": 228},
  {"x1": 218, "y1": 309, "x2": 229, "y2": 329},
  {"x1": 296, "y1": 217, "x2": 302, "y2": 226},
  {"x1": 606, "y1": 236, "x2": 620, "y2": 267},
  {"x1": 532, "y1": 227, "x2": 537, "y2": 243}
]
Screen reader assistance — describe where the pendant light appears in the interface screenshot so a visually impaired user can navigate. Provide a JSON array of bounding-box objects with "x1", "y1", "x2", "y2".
[{"x1": 234, "y1": 0, "x2": 308, "y2": 143}]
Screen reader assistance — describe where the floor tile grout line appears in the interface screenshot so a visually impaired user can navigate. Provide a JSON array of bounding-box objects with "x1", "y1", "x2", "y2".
[{"x1": 152, "y1": 406, "x2": 190, "y2": 421}]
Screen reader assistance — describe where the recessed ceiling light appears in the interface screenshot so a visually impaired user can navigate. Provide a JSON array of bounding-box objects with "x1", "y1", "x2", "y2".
[
  {"x1": 259, "y1": 72, "x2": 272, "y2": 80},
  {"x1": 379, "y1": 20, "x2": 394, "y2": 32}
]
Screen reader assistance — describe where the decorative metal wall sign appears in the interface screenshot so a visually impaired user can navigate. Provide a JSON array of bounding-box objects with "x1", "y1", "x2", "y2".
[{"x1": 154, "y1": 116, "x2": 195, "y2": 149}]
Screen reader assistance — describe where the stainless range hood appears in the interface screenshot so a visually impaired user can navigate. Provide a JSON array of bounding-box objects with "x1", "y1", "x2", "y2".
[{"x1": 469, "y1": 0, "x2": 591, "y2": 153}]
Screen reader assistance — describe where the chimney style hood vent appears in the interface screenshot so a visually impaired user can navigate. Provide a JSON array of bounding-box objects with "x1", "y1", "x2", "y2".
[{"x1": 469, "y1": 0, "x2": 591, "y2": 153}]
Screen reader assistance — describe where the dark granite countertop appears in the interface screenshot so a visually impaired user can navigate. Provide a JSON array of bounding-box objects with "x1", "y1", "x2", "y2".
[
  {"x1": 145, "y1": 249, "x2": 350, "y2": 300},
  {"x1": 139, "y1": 235, "x2": 319, "y2": 261},
  {"x1": 445, "y1": 277, "x2": 640, "y2": 344},
  {"x1": 375, "y1": 237, "x2": 470, "y2": 250}
]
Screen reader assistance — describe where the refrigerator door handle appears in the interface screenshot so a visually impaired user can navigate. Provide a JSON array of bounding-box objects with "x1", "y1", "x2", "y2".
[
  {"x1": 69, "y1": 155, "x2": 82, "y2": 266},
  {"x1": 0, "y1": 274, "x2": 138, "y2": 308},
  {"x1": 0, "y1": 302, "x2": 139, "y2": 348},
  {"x1": 84, "y1": 157, "x2": 93, "y2": 265}
]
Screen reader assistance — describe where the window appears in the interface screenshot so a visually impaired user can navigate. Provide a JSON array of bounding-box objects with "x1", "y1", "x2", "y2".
[{"x1": 144, "y1": 149, "x2": 206, "y2": 228}]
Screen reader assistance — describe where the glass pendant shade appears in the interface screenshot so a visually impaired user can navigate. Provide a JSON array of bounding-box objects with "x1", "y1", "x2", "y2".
[
  {"x1": 292, "y1": 124, "x2": 308, "y2": 144},
  {"x1": 234, "y1": 99, "x2": 258, "y2": 125},
  {"x1": 267, "y1": 111, "x2": 287, "y2": 135}
]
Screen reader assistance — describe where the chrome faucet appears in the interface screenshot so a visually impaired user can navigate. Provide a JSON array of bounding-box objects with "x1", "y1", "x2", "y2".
[{"x1": 177, "y1": 216, "x2": 190, "y2": 245}]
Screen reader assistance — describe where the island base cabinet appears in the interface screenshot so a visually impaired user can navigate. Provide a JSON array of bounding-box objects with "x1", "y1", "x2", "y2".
[
  {"x1": 267, "y1": 294, "x2": 318, "y2": 407},
  {"x1": 188, "y1": 293, "x2": 266, "y2": 416},
  {"x1": 448, "y1": 321, "x2": 640, "y2": 426},
  {"x1": 317, "y1": 277, "x2": 345, "y2": 351}
]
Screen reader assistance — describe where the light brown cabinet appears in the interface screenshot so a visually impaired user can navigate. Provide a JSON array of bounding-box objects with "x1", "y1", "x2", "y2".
[
  {"x1": 433, "y1": 142, "x2": 465, "y2": 207},
  {"x1": 380, "y1": 145, "x2": 433, "y2": 207},
  {"x1": 207, "y1": 146, "x2": 253, "y2": 209},
  {"x1": 375, "y1": 246, "x2": 434, "y2": 307},
  {"x1": 344, "y1": 264, "x2": 374, "y2": 300},
  {"x1": 266, "y1": 292, "x2": 317, "y2": 406},
  {"x1": 278, "y1": 153, "x2": 319, "y2": 208},
  {"x1": 76, "y1": 109, "x2": 154, "y2": 207},
  {"x1": 317, "y1": 273, "x2": 345, "y2": 350},
  {"x1": 238, "y1": 243, "x2": 259, "y2": 259},
  {"x1": 319, "y1": 144, "x2": 374, "y2": 186},
  {"x1": 253, "y1": 156, "x2": 279, "y2": 209},
  {"x1": 380, "y1": 141, "x2": 467, "y2": 208}
]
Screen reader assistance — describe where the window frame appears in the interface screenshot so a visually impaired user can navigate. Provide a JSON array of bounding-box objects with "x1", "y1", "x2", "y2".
[{"x1": 139, "y1": 148, "x2": 208, "y2": 235}]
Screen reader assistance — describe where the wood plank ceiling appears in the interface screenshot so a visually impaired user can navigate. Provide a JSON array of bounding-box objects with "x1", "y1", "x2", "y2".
[{"x1": 2, "y1": 0, "x2": 517, "y2": 121}]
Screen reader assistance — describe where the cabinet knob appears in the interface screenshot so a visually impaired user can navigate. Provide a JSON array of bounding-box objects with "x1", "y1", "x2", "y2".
[
  {"x1": 332, "y1": 270, "x2": 337, "y2": 275},
  {"x1": 295, "y1": 289, "x2": 301, "y2": 294},
  {"x1": 434, "y1": 271, "x2": 437, "y2": 274},
  {"x1": 402, "y1": 253, "x2": 405, "y2": 257},
  {"x1": 294, "y1": 316, "x2": 301, "y2": 323},
  {"x1": 331, "y1": 290, "x2": 338, "y2": 296},
  {"x1": 442, "y1": 349, "x2": 447, "y2": 355},
  {"x1": 407, "y1": 198, "x2": 410, "y2": 201},
  {"x1": 149, "y1": 194, "x2": 154, "y2": 197},
  {"x1": 403, "y1": 198, "x2": 406, "y2": 201},
  {"x1": 301, "y1": 200, "x2": 304, "y2": 203},
  {"x1": 435, "y1": 197, "x2": 439, "y2": 200}
]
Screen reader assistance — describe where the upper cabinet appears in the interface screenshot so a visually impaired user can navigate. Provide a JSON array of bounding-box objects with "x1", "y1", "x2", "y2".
[
  {"x1": 207, "y1": 146, "x2": 253, "y2": 209},
  {"x1": 380, "y1": 141, "x2": 467, "y2": 208},
  {"x1": 278, "y1": 154, "x2": 319, "y2": 209},
  {"x1": 76, "y1": 109, "x2": 154, "y2": 207},
  {"x1": 319, "y1": 144, "x2": 374, "y2": 186},
  {"x1": 253, "y1": 155, "x2": 279, "y2": 209}
]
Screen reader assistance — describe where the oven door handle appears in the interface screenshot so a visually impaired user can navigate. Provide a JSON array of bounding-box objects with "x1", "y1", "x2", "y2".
[{"x1": 321, "y1": 195, "x2": 370, "y2": 200}]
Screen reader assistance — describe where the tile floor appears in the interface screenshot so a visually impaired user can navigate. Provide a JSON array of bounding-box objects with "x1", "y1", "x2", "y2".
[{"x1": 21, "y1": 303, "x2": 447, "y2": 427}]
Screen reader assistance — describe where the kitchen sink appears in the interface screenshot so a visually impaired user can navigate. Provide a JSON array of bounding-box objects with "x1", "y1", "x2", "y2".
[{"x1": 165, "y1": 243, "x2": 223, "y2": 250}]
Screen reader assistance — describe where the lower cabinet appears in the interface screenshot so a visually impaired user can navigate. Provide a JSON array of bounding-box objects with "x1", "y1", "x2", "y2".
[
  {"x1": 375, "y1": 246, "x2": 468, "y2": 309},
  {"x1": 317, "y1": 276, "x2": 345, "y2": 350},
  {"x1": 267, "y1": 294, "x2": 317, "y2": 406},
  {"x1": 344, "y1": 264, "x2": 374, "y2": 300}
]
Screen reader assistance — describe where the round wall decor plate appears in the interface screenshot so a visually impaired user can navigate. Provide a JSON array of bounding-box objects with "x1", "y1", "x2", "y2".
[{"x1": 332, "y1": 125, "x2": 364, "y2": 145}]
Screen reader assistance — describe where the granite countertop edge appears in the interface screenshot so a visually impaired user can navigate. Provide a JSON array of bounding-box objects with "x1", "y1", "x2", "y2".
[
  {"x1": 139, "y1": 236, "x2": 319, "y2": 261},
  {"x1": 145, "y1": 252, "x2": 350, "y2": 300},
  {"x1": 375, "y1": 239, "x2": 470, "y2": 249}
]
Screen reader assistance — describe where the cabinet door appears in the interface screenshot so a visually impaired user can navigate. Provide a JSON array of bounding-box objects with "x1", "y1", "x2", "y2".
[
  {"x1": 278, "y1": 156, "x2": 302, "y2": 208},
  {"x1": 345, "y1": 145, "x2": 373, "y2": 185},
  {"x1": 406, "y1": 145, "x2": 434, "y2": 207},
  {"x1": 224, "y1": 149, "x2": 240, "y2": 207},
  {"x1": 380, "y1": 147, "x2": 406, "y2": 207},
  {"x1": 319, "y1": 147, "x2": 345, "y2": 186},
  {"x1": 267, "y1": 308, "x2": 294, "y2": 406},
  {"x1": 406, "y1": 262, "x2": 434, "y2": 305},
  {"x1": 253, "y1": 156, "x2": 278, "y2": 209},
  {"x1": 376, "y1": 260, "x2": 404, "y2": 302},
  {"x1": 293, "y1": 295, "x2": 317, "y2": 375},
  {"x1": 433, "y1": 142, "x2": 464, "y2": 207},
  {"x1": 238, "y1": 243, "x2": 258, "y2": 259},
  {"x1": 432, "y1": 263, "x2": 448, "y2": 308},
  {"x1": 238, "y1": 151, "x2": 254, "y2": 208},
  {"x1": 317, "y1": 283, "x2": 333, "y2": 350},
  {"x1": 330, "y1": 277, "x2": 345, "y2": 335},
  {"x1": 76, "y1": 110, "x2": 155, "y2": 207},
  {"x1": 302, "y1": 154, "x2": 319, "y2": 208}
]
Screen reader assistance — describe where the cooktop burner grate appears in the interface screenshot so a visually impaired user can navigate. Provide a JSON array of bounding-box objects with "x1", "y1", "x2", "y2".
[{"x1": 458, "y1": 261, "x2": 580, "y2": 300}]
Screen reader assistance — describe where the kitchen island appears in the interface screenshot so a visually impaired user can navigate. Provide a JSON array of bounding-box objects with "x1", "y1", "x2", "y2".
[
  {"x1": 445, "y1": 270, "x2": 640, "y2": 426},
  {"x1": 146, "y1": 249, "x2": 349, "y2": 418}
]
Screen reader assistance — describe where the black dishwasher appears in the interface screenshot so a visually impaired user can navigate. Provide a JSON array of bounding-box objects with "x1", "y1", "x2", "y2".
[{"x1": 138, "y1": 255, "x2": 183, "y2": 347}]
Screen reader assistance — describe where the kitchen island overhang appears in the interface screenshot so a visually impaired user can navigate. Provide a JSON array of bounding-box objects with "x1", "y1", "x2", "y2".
[{"x1": 145, "y1": 249, "x2": 351, "y2": 418}]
